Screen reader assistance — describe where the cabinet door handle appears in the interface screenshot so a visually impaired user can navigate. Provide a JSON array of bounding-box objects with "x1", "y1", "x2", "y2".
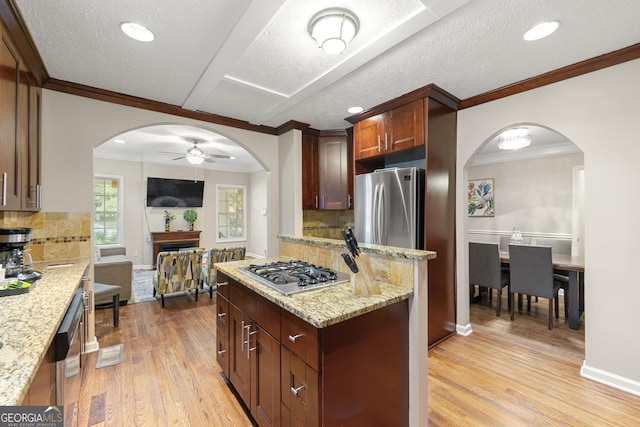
[
  {"x1": 288, "y1": 333, "x2": 304, "y2": 342},
  {"x1": 244, "y1": 323, "x2": 252, "y2": 358},
  {"x1": 36, "y1": 184, "x2": 41, "y2": 209},
  {"x1": 1, "y1": 172, "x2": 6, "y2": 207},
  {"x1": 248, "y1": 330, "x2": 258, "y2": 358},
  {"x1": 377, "y1": 135, "x2": 381, "y2": 152},
  {"x1": 315, "y1": 195, "x2": 318, "y2": 209},
  {"x1": 217, "y1": 349, "x2": 226, "y2": 355},
  {"x1": 348, "y1": 194, "x2": 352, "y2": 209},
  {"x1": 384, "y1": 133, "x2": 388, "y2": 151},
  {"x1": 290, "y1": 384, "x2": 306, "y2": 396},
  {"x1": 217, "y1": 312, "x2": 226, "y2": 324},
  {"x1": 241, "y1": 320, "x2": 246, "y2": 350}
]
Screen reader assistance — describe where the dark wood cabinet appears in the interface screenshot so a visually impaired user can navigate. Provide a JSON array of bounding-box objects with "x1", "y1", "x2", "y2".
[
  {"x1": 348, "y1": 84, "x2": 460, "y2": 347},
  {"x1": 302, "y1": 133, "x2": 319, "y2": 209},
  {"x1": 0, "y1": 18, "x2": 41, "y2": 212},
  {"x1": 0, "y1": 23, "x2": 21, "y2": 211},
  {"x1": 302, "y1": 130, "x2": 353, "y2": 210},
  {"x1": 216, "y1": 271, "x2": 409, "y2": 426},
  {"x1": 353, "y1": 99, "x2": 423, "y2": 160}
]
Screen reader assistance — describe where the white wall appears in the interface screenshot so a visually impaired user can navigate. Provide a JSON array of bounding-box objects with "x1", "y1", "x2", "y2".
[
  {"x1": 457, "y1": 58, "x2": 640, "y2": 394},
  {"x1": 93, "y1": 157, "x2": 266, "y2": 266},
  {"x1": 41, "y1": 89, "x2": 290, "y2": 257},
  {"x1": 468, "y1": 152, "x2": 583, "y2": 241}
]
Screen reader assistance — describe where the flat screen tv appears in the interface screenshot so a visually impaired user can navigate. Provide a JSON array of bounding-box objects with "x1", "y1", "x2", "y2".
[{"x1": 146, "y1": 177, "x2": 205, "y2": 207}]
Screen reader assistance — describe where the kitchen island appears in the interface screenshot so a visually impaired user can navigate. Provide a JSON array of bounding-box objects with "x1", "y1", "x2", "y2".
[
  {"x1": 215, "y1": 235, "x2": 435, "y2": 427},
  {"x1": 0, "y1": 259, "x2": 90, "y2": 406}
]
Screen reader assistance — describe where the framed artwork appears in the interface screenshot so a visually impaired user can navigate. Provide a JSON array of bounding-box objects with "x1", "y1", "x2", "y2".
[{"x1": 468, "y1": 178, "x2": 494, "y2": 217}]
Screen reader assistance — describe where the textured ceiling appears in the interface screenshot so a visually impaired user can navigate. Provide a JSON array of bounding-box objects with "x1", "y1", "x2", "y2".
[{"x1": 14, "y1": 0, "x2": 640, "y2": 170}]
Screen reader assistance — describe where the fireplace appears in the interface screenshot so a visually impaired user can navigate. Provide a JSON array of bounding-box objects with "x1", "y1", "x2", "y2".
[{"x1": 151, "y1": 231, "x2": 201, "y2": 268}]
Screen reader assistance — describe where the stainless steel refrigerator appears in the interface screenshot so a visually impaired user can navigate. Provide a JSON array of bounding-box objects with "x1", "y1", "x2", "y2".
[{"x1": 354, "y1": 167, "x2": 425, "y2": 249}]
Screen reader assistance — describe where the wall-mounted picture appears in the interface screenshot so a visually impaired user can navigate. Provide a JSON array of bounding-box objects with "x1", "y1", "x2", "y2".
[{"x1": 468, "y1": 179, "x2": 494, "y2": 217}]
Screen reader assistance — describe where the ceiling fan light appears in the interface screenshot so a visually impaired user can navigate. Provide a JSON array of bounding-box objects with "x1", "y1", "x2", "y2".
[
  {"x1": 523, "y1": 20, "x2": 559, "y2": 41},
  {"x1": 186, "y1": 146, "x2": 205, "y2": 164},
  {"x1": 497, "y1": 128, "x2": 532, "y2": 150},
  {"x1": 309, "y1": 9, "x2": 359, "y2": 55}
]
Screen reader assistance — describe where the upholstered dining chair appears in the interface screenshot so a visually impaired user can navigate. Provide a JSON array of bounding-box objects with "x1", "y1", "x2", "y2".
[
  {"x1": 153, "y1": 249, "x2": 204, "y2": 307},
  {"x1": 508, "y1": 245, "x2": 565, "y2": 329},
  {"x1": 469, "y1": 242, "x2": 510, "y2": 316},
  {"x1": 206, "y1": 247, "x2": 246, "y2": 298}
]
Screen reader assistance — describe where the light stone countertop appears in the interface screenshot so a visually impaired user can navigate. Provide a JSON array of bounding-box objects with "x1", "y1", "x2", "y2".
[
  {"x1": 0, "y1": 259, "x2": 90, "y2": 406},
  {"x1": 215, "y1": 257, "x2": 415, "y2": 329},
  {"x1": 277, "y1": 234, "x2": 437, "y2": 261}
]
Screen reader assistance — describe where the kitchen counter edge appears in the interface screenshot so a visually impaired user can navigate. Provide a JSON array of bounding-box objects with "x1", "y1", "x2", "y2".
[
  {"x1": 0, "y1": 258, "x2": 90, "y2": 406},
  {"x1": 277, "y1": 234, "x2": 437, "y2": 261}
]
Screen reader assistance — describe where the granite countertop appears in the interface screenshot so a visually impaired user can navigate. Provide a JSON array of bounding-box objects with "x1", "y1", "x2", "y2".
[
  {"x1": 277, "y1": 234, "x2": 437, "y2": 261},
  {"x1": 0, "y1": 259, "x2": 90, "y2": 406},
  {"x1": 215, "y1": 257, "x2": 414, "y2": 329}
]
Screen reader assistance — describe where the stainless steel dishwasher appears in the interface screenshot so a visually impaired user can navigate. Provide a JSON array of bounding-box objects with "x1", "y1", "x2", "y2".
[{"x1": 54, "y1": 287, "x2": 87, "y2": 424}]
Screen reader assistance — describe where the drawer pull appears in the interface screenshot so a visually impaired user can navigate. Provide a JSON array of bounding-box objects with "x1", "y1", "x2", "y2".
[
  {"x1": 290, "y1": 384, "x2": 306, "y2": 396},
  {"x1": 288, "y1": 333, "x2": 305, "y2": 342},
  {"x1": 217, "y1": 312, "x2": 226, "y2": 324},
  {"x1": 217, "y1": 349, "x2": 226, "y2": 355}
]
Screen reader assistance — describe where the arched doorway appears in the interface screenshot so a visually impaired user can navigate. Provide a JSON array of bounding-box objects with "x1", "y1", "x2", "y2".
[{"x1": 462, "y1": 123, "x2": 585, "y2": 334}]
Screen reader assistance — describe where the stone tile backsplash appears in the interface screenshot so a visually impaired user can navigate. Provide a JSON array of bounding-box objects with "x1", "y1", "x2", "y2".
[
  {"x1": 0, "y1": 211, "x2": 92, "y2": 262},
  {"x1": 303, "y1": 209, "x2": 354, "y2": 239}
]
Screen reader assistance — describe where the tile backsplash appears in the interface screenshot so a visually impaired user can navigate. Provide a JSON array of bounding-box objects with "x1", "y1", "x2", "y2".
[
  {"x1": 303, "y1": 209, "x2": 354, "y2": 240},
  {"x1": 0, "y1": 211, "x2": 92, "y2": 261}
]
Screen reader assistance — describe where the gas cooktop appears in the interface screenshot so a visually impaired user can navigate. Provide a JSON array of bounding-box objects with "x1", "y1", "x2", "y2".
[{"x1": 238, "y1": 260, "x2": 349, "y2": 296}]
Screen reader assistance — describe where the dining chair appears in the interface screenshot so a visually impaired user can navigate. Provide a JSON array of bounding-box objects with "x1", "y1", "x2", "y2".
[
  {"x1": 499, "y1": 235, "x2": 531, "y2": 251},
  {"x1": 508, "y1": 245, "x2": 565, "y2": 329},
  {"x1": 469, "y1": 242, "x2": 510, "y2": 316}
]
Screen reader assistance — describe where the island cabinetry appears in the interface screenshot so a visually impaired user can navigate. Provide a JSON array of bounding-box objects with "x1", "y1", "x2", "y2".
[
  {"x1": 353, "y1": 99, "x2": 423, "y2": 160},
  {"x1": 218, "y1": 272, "x2": 282, "y2": 427},
  {"x1": 215, "y1": 270, "x2": 408, "y2": 426}
]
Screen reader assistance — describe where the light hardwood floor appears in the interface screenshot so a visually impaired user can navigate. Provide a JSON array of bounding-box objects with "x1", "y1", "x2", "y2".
[{"x1": 78, "y1": 290, "x2": 640, "y2": 426}]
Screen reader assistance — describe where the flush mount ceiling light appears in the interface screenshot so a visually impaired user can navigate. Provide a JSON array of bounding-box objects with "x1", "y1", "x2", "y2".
[
  {"x1": 186, "y1": 146, "x2": 205, "y2": 165},
  {"x1": 497, "y1": 127, "x2": 532, "y2": 150},
  {"x1": 523, "y1": 20, "x2": 559, "y2": 41},
  {"x1": 308, "y1": 8, "x2": 359, "y2": 55},
  {"x1": 348, "y1": 106, "x2": 363, "y2": 114},
  {"x1": 120, "y1": 22, "x2": 155, "y2": 42}
]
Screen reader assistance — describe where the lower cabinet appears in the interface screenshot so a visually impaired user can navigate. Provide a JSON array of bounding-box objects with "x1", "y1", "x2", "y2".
[{"x1": 215, "y1": 271, "x2": 408, "y2": 427}]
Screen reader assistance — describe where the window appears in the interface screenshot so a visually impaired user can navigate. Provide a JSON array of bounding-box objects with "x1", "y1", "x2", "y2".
[
  {"x1": 216, "y1": 184, "x2": 246, "y2": 242},
  {"x1": 93, "y1": 176, "x2": 122, "y2": 245}
]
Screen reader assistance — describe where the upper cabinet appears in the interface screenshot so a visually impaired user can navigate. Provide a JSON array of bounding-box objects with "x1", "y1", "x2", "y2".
[
  {"x1": 0, "y1": 17, "x2": 42, "y2": 212},
  {"x1": 302, "y1": 130, "x2": 353, "y2": 210},
  {"x1": 354, "y1": 99, "x2": 424, "y2": 160}
]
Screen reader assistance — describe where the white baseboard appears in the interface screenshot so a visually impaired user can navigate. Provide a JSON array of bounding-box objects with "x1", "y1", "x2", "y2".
[
  {"x1": 456, "y1": 323, "x2": 473, "y2": 336},
  {"x1": 580, "y1": 361, "x2": 640, "y2": 397},
  {"x1": 246, "y1": 252, "x2": 265, "y2": 259},
  {"x1": 85, "y1": 336, "x2": 99, "y2": 354},
  {"x1": 133, "y1": 264, "x2": 153, "y2": 270}
]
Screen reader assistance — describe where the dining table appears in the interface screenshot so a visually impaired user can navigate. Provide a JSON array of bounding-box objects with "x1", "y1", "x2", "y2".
[{"x1": 500, "y1": 251, "x2": 585, "y2": 330}]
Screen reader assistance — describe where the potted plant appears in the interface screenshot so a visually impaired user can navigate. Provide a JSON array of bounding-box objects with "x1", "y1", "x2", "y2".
[
  {"x1": 183, "y1": 209, "x2": 198, "y2": 231},
  {"x1": 164, "y1": 210, "x2": 175, "y2": 232}
]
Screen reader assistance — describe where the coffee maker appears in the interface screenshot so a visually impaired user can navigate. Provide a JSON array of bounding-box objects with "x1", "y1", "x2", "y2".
[{"x1": 0, "y1": 227, "x2": 39, "y2": 279}]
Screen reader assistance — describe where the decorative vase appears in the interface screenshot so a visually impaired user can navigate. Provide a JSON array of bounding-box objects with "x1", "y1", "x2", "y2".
[
  {"x1": 189, "y1": 223, "x2": 194, "y2": 231},
  {"x1": 165, "y1": 219, "x2": 171, "y2": 232}
]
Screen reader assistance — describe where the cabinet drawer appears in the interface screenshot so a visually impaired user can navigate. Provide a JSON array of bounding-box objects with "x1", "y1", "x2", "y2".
[
  {"x1": 216, "y1": 324, "x2": 230, "y2": 377},
  {"x1": 281, "y1": 309, "x2": 319, "y2": 371},
  {"x1": 216, "y1": 272, "x2": 230, "y2": 299},
  {"x1": 216, "y1": 296, "x2": 229, "y2": 335},
  {"x1": 281, "y1": 347, "x2": 319, "y2": 427},
  {"x1": 255, "y1": 293, "x2": 280, "y2": 341},
  {"x1": 230, "y1": 279, "x2": 256, "y2": 319}
]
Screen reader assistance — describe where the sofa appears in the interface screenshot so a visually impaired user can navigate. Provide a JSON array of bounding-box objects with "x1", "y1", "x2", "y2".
[{"x1": 94, "y1": 247, "x2": 133, "y2": 305}]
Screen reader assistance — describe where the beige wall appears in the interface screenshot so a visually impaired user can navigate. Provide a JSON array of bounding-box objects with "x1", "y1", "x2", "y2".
[
  {"x1": 40, "y1": 89, "x2": 293, "y2": 258},
  {"x1": 457, "y1": 58, "x2": 640, "y2": 394}
]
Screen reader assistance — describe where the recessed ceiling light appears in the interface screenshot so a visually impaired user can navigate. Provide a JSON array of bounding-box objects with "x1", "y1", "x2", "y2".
[
  {"x1": 120, "y1": 22, "x2": 155, "y2": 42},
  {"x1": 114, "y1": 138, "x2": 125, "y2": 144},
  {"x1": 348, "y1": 106, "x2": 363, "y2": 114},
  {"x1": 523, "y1": 21, "x2": 559, "y2": 41}
]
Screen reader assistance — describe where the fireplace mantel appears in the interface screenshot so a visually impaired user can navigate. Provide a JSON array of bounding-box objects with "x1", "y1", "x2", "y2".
[{"x1": 151, "y1": 231, "x2": 201, "y2": 267}]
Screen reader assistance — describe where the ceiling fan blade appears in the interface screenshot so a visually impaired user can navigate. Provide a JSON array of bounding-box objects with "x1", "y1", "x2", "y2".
[
  {"x1": 205, "y1": 154, "x2": 234, "y2": 160},
  {"x1": 172, "y1": 156, "x2": 186, "y2": 161},
  {"x1": 157, "y1": 151, "x2": 184, "y2": 156},
  {"x1": 204, "y1": 157, "x2": 216, "y2": 164}
]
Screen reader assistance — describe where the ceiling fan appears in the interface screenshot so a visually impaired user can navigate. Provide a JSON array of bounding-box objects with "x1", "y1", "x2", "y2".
[{"x1": 160, "y1": 138, "x2": 235, "y2": 165}]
